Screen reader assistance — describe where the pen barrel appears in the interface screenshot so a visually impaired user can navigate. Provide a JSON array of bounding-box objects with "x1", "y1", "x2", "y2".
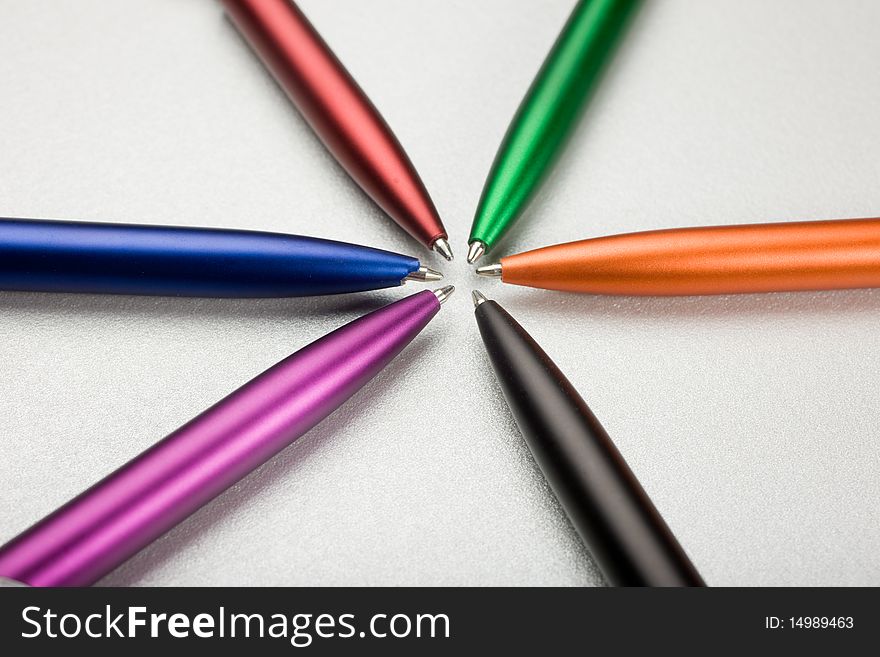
[
  {"x1": 476, "y1": 301, "x2": 703, "y2": 586},
  {"x1": 0, "y1": 218, "x2": 418, "y2": 297},
  {"x1": 470, "y1": 0, "x2": 640, "y2": 249},
  {"x1": 0, "y1": 291, "x2": 439, "y2": 586},
  {"x1": 222, "y1": 0, "x2": 446, "y2": 247},
  {"x1": 503, "y1": 217, "x2": 880, "y2": 296}
]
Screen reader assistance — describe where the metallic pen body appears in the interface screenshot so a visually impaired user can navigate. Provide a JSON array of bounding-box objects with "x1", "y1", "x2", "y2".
[
  {"x1": 222, "y1": 0, "x2": 451, "y2": 257},
  {"x1": 483, "y1": 217, "x2": 880, "y2": 296},
  {"x1": 468, "y1": 0, "x2": 640, "y2": 260},
  {"x1": 473, "y1": 292, "x2": 704, "y2": 586},
  {"x1": 0, "y1": 217, "x2": 437, "y2": 297},
  {"x1": 0, "y1": 288, "x2": 451, "y2": 586}
]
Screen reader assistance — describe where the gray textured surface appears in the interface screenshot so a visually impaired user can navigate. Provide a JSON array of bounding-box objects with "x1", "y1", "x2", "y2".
[{"x1": 1, "y1": 0, "x2": 879, "y2": 586}]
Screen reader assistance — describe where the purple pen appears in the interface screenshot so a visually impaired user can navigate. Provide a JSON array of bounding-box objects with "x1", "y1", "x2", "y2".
[{"x1": 0, "y1": 286, "x2": 453, "y2": 587}]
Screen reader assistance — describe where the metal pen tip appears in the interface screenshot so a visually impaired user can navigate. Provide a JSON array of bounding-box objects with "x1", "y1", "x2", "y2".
[
  {"x1": 432, "y1": 237, "x2": 454, "y2": 261},
  {"x1": 433, "y1": 285, "x2": 455, "y2": 305},
  {"x1": 471, "y1": 290, "x2": 489, "y2": 307},
  {"x1": 475, "y1": 263, "x2": 502, "y2": 278},
  {"x1": 466, "y1": 241, "x2": 486, "y2": 264},
  {"x1": 403, "y1": 266, "x2": 444, "y2": 283}
]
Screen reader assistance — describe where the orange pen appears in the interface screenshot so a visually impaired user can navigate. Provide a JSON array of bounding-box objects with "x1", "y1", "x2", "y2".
[{"x1": 475, "y1": 217, "x2": 880, "y2": 296}]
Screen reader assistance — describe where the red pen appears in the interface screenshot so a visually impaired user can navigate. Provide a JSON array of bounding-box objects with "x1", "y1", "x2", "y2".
[{"x1": 222, "y1": 0, "x2": 452, "y2": 259}]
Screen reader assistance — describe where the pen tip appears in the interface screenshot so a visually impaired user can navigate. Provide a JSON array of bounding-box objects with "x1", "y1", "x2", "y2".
[
  {"x1": 471, "y1": 290, "x2": 489, "y2": 307},
  {"x1": 433, "y1": 285, "x2": 455, "y2": 305},
  {"x1": 403, "y1": 266, "x2": 443, "y2": 283},
  {"x1": 466, "y1": 241, "x2": 486, "y2": 264},
  {"x1": 475, "y1": 263, "x2": 502, "y2": 278},
  {"x1": 432, "y1": 238, "x2": 454, "y2": 261}
]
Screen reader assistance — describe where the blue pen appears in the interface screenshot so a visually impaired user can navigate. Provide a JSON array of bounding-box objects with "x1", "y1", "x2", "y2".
[{"x1": 0, "y1": 218, "x2": 442, "y2": 297}]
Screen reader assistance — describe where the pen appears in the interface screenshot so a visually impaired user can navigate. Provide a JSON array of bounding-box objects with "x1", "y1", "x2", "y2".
[
  {"x1": 0, "y1": 217, "x2": 443, "y2": 298},
  {"x1": 0, "y1": 286, "x2": 454, "y2": 586},
  {"x1": 476, "y1": 217, "x2": 880, "y2": 296},
  {"x1": 467, "y1": 0, "x2": 640, "y2": 263},
  {"x1": 472, "y1": 290, "x2": 704, "y2": 586},
  {"x1": 222, "y1": 0, "x2": 453, "y2": 260}
]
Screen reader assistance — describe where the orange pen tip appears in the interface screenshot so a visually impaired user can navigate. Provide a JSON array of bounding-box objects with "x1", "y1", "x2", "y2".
[{"x1": 475, "y1": 263, "x2": 502, "y2": 278}]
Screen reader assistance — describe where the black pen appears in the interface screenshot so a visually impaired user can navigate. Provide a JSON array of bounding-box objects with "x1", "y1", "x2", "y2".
[{"x1": 471, "y1": 291, "x2": 704, "y2": 587}]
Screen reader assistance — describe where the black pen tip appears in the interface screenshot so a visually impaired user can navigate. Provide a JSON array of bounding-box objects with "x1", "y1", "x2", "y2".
[{"x1": 471, "y1": 290, "x2": 489, "y2": 307}]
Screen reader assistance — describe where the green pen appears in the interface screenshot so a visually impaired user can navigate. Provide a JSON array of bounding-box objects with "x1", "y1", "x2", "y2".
[{"x1": 467, "y1": 0, "x2": 641, "y2": 263}]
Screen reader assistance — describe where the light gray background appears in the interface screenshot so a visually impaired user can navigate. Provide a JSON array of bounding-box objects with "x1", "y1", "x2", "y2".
[{"x1": 1, "y1": 0, "x2": 879, "y2": 586}]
